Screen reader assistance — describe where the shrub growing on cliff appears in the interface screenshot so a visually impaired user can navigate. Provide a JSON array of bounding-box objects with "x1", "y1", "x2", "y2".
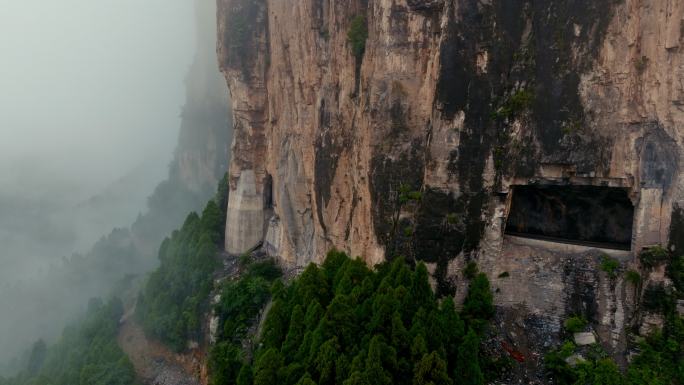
[
  {"x1": 546, "y1": 323, "x2": 684, "y2": 385},
  {"x1": 639, "y1": 246, "x2": 669, "y2": 270},
  {"x1": 599, "y1": 256, "x2": 620, "y2": 279},
  {"x1": 563, "y1": 316, "x2": 587, "y2": 333},
  {"x1": 626, "y1": 270, "x2": 641, "y2": 286},
  {"x1": 347, "y1": 15, "x2": 368, "y2": 60},
  {"x1": 491, "y1": 89, "x2": 534, "y2": 119},
  {"x1": 464, "y1": 261, "x2": 479, "y2": 279}
]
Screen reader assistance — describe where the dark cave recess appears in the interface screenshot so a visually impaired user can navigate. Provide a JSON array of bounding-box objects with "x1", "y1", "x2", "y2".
[{"x1": 505, "y1": 185, "x2": 634, "y2": 250}]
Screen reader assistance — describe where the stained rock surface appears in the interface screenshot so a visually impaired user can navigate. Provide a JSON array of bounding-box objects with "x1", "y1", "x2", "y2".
[{"x1": 216, "y1": 0, "x2": 684, "y2": 371}]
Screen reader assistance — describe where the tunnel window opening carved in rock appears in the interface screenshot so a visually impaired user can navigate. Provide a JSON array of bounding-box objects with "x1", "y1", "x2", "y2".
[{"x1": 505, "y1": 185, "x2": 634, "y2": 250}]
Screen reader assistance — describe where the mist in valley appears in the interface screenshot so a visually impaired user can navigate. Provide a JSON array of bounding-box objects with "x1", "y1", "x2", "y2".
[{"x1": 0, "y1": 0, "x2": 230, "y2": 373}]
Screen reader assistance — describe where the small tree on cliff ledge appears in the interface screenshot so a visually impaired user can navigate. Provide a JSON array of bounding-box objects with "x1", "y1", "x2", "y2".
[{"x1": 347, "y1": 15, "x2": 368, "y2": 60}]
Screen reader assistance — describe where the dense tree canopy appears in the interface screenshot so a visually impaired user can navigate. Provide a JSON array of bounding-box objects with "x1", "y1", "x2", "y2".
[
  {"x1": 0, "y1": 298, "x2": 136, "y2": 385},
  {"x1": 135, "y1": 198, "x2": 224, "y2": 351},
  {"x1": 209, "y1": 251, "x2": 496, "y2": 385}
]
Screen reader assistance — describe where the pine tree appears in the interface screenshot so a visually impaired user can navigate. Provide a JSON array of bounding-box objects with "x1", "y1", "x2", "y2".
[
  {"x1": 282, "y1": 305, "x2": 306, "y2": 359},
  {"x1": 208, "y1": 342, "x2": 243, "y2": 385},
  {"x1": 343, "y1": 371, "x2": 368, "y2": 385},
  {"x1": 296, "y1": 264, "x2": 330, "y2": 307},
  {"x1": 391, "y1": 311, "x2": 410, "y2": 353},
  {"x1": 411, "y1": 335, "x2": 428, "y2": 362},
  {"x1": 296, "y1": 374, "x2": 318, "y2": 385},
  {"x1": 413, "y1": 351, "x2": 452, "y2": 385},
  {"x1": 455, "y1": 329, "x2": 484, "y2": 385},
  {"x1": 370, "y1": 291, "x2": 400, "y2": 336},
  {"x1": 325, "y1": 294, "x2": 356, "y2": 348},
  {"x1": 335, "y1": 354, "x2": 351, "y2": 385},
  {"x1": 236, "y1": 365, "x2": 253, "y2": 385},
  {"x1": 200, "y1": 200, "x2": 223, "y2": 243},
  {"x1": 254, "y1": 349, "x2": 283, "y2": 385},
  {"x1": 461, "y1": 273, "x2": 494, "y2": 332},
  {"x1": 281, "y1": 363, "x2": 306, "y2": 385},
  {"x1": 322, "y1": 249, "x2": 349, "y2": 284},
  {"x1": 438, "y1": 296, "x2": 465, "y2": 364},
  {"x1": 410, "y1": 263, "x2": 435, "y2": 314},
  {"x1": 314, "y1": 337, "x2": 340, "y2": 385},
  {"x1": 261, "y1": 300, "x2": 290, "y2": 349},
  {"x1": 364, "y1": 336, "x2": 395, "y2": 385},
  {"x1": 388, "y1": 257, "x2": 413, "y2": 288}
]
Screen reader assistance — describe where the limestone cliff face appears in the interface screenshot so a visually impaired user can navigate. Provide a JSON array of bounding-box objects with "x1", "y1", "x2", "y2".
[{"x1": 217, "y1": 0, "x2": 684, "y2": 373}]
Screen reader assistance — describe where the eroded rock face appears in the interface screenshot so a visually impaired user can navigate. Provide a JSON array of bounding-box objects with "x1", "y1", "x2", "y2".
[{"x1": 217, "y1": 0, "x2": 684, "y2": 372}]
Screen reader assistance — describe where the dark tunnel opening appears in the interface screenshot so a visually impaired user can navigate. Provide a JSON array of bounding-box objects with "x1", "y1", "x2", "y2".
[{"x1": 505, "y1": 185, "x2": 634, "y2": 250}]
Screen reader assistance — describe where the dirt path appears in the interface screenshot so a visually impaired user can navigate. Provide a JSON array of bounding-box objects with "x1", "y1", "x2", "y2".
[{"x1": 118, "y1": 307, "x2": 205, "y2": 385}]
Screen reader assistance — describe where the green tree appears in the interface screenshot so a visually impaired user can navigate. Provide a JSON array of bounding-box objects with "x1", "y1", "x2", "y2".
[
  {"x1": 325, "y1": 294, "x2": 356, "y2": 349},
  {"x1": 577, "y1": 359, "x2": 624, "y2": 385},
  {"x1": 461, "y1": 273, "x2": 494, "y2": 332},
  {"x1": 364, "y1": 336, "x2": 395, "y2": 385},
  {"x1": 282, "y1": 305, "x2": 306, "y2": 358},
  {"x1": 261, "y1": 300, "x2": 291, "y2": 349},
  {"x1": 347, "y1": 15, "x2": 368, "y2": 60},
  {"x1": 314, "y1": 338, "x2": 340, "y2": 385},
  {"x1": 413, "y1": 352, "x2": 452, "y2": 385},
  {"x1": 209, "y1": 342, "x2": 243, "y2": 385},
  {"x1": 200, "y1": 200, "x2": 223, "y2": 243},
  {"x1": 237, "y1": 365, "x2": 253, "y2": 385},
  {"x1": 391, "y1": 311, "x2": 410, "y2": 354},
  {"x1": 3, "y1": 298, "x2": 136, "y2": 385},
  {"x1": 322, "y1": 249, "x2": 349, "y2": 284},
  {"x1": 296, "y1": 373, "x2": 318, "y2": 385},
  {"x1": 455, "y1": 330, "x2": 484, "y2": 385},
  {"x1": 204, "y1": 252, "x2": 504, "y2": 385},
  {"x1": 296, "y1": 264, "x2": 330, "y2": 307},
  {"x1": 410, "y1": 264, "x2": 435, "y2": 314},
  {"x1": 254, "y1": 349, "x2": 283, "y2": 385},
  {"x1": 438, "y1": 296, "x2": 464, "y2": 364},
  {"x1": 411, "y1": 335, "x2": 428, "y2": 362},
  {"x1": 343, "y1": 371, "x2": 368, "y2": 385}
]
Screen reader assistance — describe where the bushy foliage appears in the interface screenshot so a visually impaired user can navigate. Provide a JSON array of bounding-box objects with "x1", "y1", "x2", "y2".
[
  {"x1": 208, "y1": 259, "x2": 283, "y2": 385},
  {"x1": 546, "y1": 323, "x2": 684, "y2": 385},
  {"x1": 135, "y1": 199, "x2": 224, "y2": 351},
  {"x1": 464, "y1": 261, "x2": 479, "y2": 279},
  {"x1": 639, "y1": 246, "x2": 670, "y2": 270},
  {"x1": 1, "y1": 298, "x2": 136, "y2": 385},
  {"x1": 564, "y1": 316, "x2": 587, "y2": 333},
  {"x1": 491, "y1": 89, "x2": 534, "y2": 119},
  {"x1": 547, "y1": 245, "x2": 684, "y2": 385},
  {"x1": 626, "y1": 270, "x2": 641, "y2": 286},
  {"x1": 599, "y1": 256, "x2": 620, "y2": 279},
  {"x1": 209, "y1": 251, "x2": 495, "y2": 385},
  {"x1": 347, "y1": 15, "x2": 368, "y2": 60}
]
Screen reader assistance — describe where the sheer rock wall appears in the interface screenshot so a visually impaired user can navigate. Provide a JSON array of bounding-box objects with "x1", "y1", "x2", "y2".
[{"x1": 217, "y1": 0, "x2": 684, "y2": 372}]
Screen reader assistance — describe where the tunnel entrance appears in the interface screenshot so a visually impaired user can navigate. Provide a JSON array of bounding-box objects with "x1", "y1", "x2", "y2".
[{"x1": 505, "y1": 185, "x2": 634, "y2": 250}]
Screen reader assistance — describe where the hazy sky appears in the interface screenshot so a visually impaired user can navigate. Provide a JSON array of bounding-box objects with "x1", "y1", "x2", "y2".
[
  {"x1": 0, "y1": 0, "x2": 195, "y2": 200},
  {"x1": 0, "y1": 2, "x2": 216, "y2": 368}
]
